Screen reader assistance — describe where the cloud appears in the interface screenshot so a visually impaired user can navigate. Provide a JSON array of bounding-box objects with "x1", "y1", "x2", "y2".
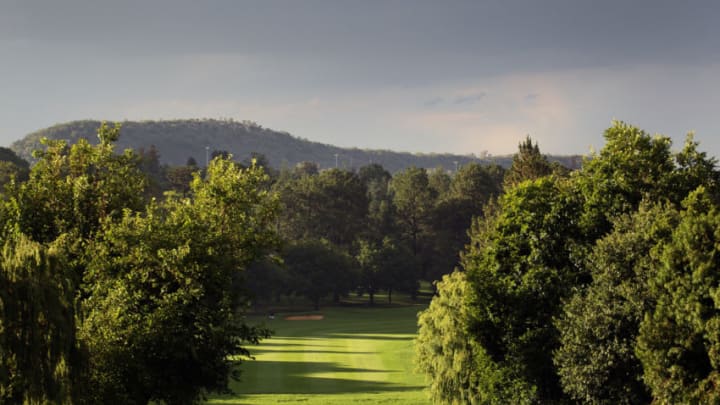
[
  {"x1": 524, "y1": 93, "x2": 539, "y2": 103},
  {"x1": 454, "y1": 92, "x2": 486, "y2": 105},
  {"x1": 423, "y1": 97, "x2": 444, "y2": 107}
]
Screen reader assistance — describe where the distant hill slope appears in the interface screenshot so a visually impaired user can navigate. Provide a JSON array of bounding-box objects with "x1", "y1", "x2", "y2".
[{"x1": 11, "y1": 119, "x2": 582, "y2": 172}]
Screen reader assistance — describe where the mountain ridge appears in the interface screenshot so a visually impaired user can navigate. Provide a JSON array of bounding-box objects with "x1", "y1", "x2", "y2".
[{"x1": 10, "y1": 119, "x2": 582, "y2": 172}]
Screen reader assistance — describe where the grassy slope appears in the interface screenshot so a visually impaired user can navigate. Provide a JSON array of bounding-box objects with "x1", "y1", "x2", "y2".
[{"x1": 209, "y1": 305, "x2": 430, "y2": 405}]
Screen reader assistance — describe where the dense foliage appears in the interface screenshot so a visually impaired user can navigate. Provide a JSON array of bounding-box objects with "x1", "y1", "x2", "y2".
[
  {"x1": 416, "y1": 121, "x2": 720, "y2": 404},
  {"x1": 8, "y1": 117, "x2": 720, "y2": 404},
  {"x1": 0, "y1": 124, "x2": 279, "y2": 404}
]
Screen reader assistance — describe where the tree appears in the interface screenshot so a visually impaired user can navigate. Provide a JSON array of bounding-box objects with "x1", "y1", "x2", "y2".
[
  {"x1": 78, "y1": 157, "x2": 279, "y2": 404},
  {"x1": 390, "y1": 167, "x2": 434, "y2": 286},
  {"x1": 554, "y1": 202, "x2": 678, "y2": 403},
  {"x1": 0, "y1": 123, "x2": 146, "y2": 403},
  {"x1": 0, "y1": 233, "x2": 75, "y2": 404},
  {"x1": 0, "y1": 147, "x2": 30, "y2": 189},
  {"x1": 428, "y1": 167, "x2": 451, "y2": 197},
  {"x1": 415, "y1": 271, "x2": 476, "y2": 404},
  {"x1": 462, "y1": 176, "x2": 583, "y2": 402},
  {"x1": 276, "y1": 169, "x2": 368, "y2": 249},
  {"x1": 293, "y1": 161, "x2": 319, "y2": 177},
  {"x1": 7, "y1": 122, "x2": 147, "y2": 244},
  {"x1": 503, "y1": 136, "x2": 553, "y2": 188},
  {"x1": 1, "y1": 123, "x2": 281, "y2": 404},
  {"x1": 358, "y1": 164, "x2": 396, "y2": 239},
  {"x1": 284, "y1": 239, "x2": 359, "y2": 310},
  {"x1": 244, "y1": 256, "x2": 290, "y2": 306},
  {"x1": 165, "y1": 165, "x2": 198, "y2": 196},
  {"x1": 574, "y1": 121, "x2": 677, "y2": 239},
  {"x1": 427, "y1": 163, "x2": 505, "y2": 283},
  {"x1": 636, "y1": 188, "x2": 720, "y2": 403},
  {"x1": 356, "y1": 236, "x2": 416, "y2": 305}
]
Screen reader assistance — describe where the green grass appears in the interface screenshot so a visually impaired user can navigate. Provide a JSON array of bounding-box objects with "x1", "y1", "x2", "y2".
[{"x1": 209, "y1": 304, "x2": 431, "y2": 404}]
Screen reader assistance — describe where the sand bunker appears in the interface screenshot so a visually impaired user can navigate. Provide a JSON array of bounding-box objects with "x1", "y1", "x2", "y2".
[{"x1": 284, "y1": 314, "x2": 324, "y2": 321}]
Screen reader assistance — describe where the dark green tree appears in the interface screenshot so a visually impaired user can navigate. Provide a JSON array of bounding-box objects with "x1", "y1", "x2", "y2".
[
  {"x1": 463, "y1": 176, "x2": 583, "y2": 402},
  {"x1": 636, "y1": 188, "x2": 720, "y2": 403},
  {"x1": 389, "y1": 167, "x2": 434, "y2": 287},
  {"x1": 356, "y1": 236, "x2": 416, "y2": 305},
  {"x1": 427, "y1": 163, "x2": 505, "y2": 283},
  {"x1": 276, "y1": 169, "x2": 368, "y2": 249},
  {"x1": 554, "y1": 202, "x2": 678, "y2": 403},
  {"x1": 503, "y1": 136, "x2": 553, "y2": 188},
  {"x1": 0, "y1": 147, "x2": 30, "y2": 189},
  {"x1": 284, "y1": 239, "x2": 359, "y2": 310},
  {"x1": 0, "y1": 233, "x2": 75, "y2": 404}
]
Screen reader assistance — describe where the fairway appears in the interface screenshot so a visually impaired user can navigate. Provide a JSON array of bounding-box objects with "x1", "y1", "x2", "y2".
[{"x1": 209, "y1": 305, "x2": 430, "y2": 404}]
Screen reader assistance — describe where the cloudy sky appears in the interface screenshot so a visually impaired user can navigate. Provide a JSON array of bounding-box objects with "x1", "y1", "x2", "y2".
[{"x1": 1, "y1": 0, "x2": 719, "y2": 156}]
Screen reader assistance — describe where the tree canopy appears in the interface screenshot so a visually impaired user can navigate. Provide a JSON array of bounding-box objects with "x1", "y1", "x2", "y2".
[{"x1": 0, "y1": 123, "x2": 280, "y2": 404}]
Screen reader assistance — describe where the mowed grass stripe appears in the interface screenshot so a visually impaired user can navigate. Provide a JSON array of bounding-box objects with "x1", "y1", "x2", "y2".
[{"x1": 210, "y1": 305, "x2": 430, "y2": 404}]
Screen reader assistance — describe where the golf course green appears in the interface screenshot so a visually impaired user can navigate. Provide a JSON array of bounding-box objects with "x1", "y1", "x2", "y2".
[{"x1": 209, "y1": 305, "x2": 430, "y2": 404}]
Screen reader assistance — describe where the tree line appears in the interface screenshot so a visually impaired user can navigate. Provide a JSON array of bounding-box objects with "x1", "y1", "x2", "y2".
[
  {"x1": 7, "y1": 119, "x2": 712, "y2": 404},
  {"x1": 137, "y1": 139, "x2": 520, "y2": 310},
  {"x1": 415, "y1": 121, "x2": 720, "y2": 404},
  {"x1": 0, "y1": 121, "x2": 536, "y2": 403}
]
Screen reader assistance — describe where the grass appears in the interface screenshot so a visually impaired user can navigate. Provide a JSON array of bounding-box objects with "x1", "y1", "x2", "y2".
[{"x1": 209, "y1": 303, "x2": 431, "y2": 405}]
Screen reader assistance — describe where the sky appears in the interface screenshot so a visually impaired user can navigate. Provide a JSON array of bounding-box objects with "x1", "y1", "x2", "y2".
[{"x1": 1, "y1": 0, "x2": 720, "y2": 157}]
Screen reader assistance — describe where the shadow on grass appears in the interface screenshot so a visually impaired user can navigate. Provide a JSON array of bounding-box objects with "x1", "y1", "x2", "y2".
[
  {"x1": 229, "y1": 360, "x2": 418, "y2": 395},
  {"x1": 320, "y1": 333, "x2": 414, "y2": 341},
  {"x1": 251, "y1": 349, "x2": 375, "y2": 355}
]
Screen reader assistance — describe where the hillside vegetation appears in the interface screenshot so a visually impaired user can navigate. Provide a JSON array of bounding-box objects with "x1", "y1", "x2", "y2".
[{"x1": 10, "y1": 119, "x2": 581, "y2": 172}]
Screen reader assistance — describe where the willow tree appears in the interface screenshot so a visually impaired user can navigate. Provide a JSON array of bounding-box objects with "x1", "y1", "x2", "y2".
[
  {"x1": 0, "y1": 234, "x2": 75, "y2": 404},
  {"x1": 1, "y1": 123, "x2": 280, "y2": 404}
]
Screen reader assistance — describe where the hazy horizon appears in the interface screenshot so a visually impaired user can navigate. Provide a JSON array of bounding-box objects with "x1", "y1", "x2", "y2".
[{"x1": 2, "y1": 0, "x2": 719, "y2": 157}]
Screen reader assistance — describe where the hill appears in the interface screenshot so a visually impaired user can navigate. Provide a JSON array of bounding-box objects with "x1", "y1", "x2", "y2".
[{"x1": 10, "y1": 119, "x2": 582, "y2": 172}]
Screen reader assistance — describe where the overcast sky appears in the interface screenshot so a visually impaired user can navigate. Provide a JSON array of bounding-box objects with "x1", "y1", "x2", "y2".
[{"x1": 1, "y1": 0, "x2": 719, "y2": 156}]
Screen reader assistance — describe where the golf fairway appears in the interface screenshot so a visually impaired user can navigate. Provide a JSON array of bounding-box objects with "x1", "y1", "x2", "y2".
[{"x1": 209, "y1": 305, "x2": 430, "y2": 404}]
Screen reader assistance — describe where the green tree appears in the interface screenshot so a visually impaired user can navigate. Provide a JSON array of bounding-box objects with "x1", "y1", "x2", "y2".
[
  {"x1": 276, "y1": 169, "x2": 368, "y2": 249},
  {"x1": 636, "y1": 188, "x2": 720, "y2": 403},
  {"x1": 244, "y1": 256, "x2": 290, "y2": 306},
  {"x1": 415, "y1": 271, "x2": 476, "y2": 404},
  {"x1": 0, "y1": 233, "x2": 75, "y2": 404},
  {"x1": 356, "y1": 236, "x2": 416, "y2": 305},
  {"x1": 427, "y1": 163, "x2": 505, "y2": 283},
  {"x1": 463, "y1": 176, "x2": 582, "y2": 402},
  {"x1": 428, "y1": 167, "x2": 452, "y2": 197},
  {"x1": 7, "y1": 122, "x2": 146, "y2": 244},
  {"x1": 0, "y1": 147, "x2": 30, "y2": 189},
  {"x1": 284, "y1": 239, "x2": 359, "y2": 310},
  {"x1": 390, "y1": 167, "x2": 434, "y2": 288},
  {"x1": 574, "y1": 121, "x2": 677, "y2": 239},
  {"x1": 0, "y1": 122, "x2": 146, "y2": 402},
  {"x1": 552, "y1": 124, "x2": 720, "y2": 403},
  {"x1": 79, "y1": 157, "x2": 279, "y2": 404},
  {"x1": 1, "y1": 123, "x2": 280, "y2": 404},
  {"x1": 165, "y1": 164, "x2": 198, "y2": 196},
  {"x1": 503, "y1": 136, "x2": 553, "y2": 188},
  {"x1": 358, "y1": 164, "x2": 397, "y2": 241},
  {"x1": 554, "y1": 202, "x2": 678, "y2": 404}
]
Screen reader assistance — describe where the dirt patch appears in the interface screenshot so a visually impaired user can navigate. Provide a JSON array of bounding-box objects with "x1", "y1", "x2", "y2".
[{"x1": 284, "y1": 314, "x2": 324, "y2": 321}]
